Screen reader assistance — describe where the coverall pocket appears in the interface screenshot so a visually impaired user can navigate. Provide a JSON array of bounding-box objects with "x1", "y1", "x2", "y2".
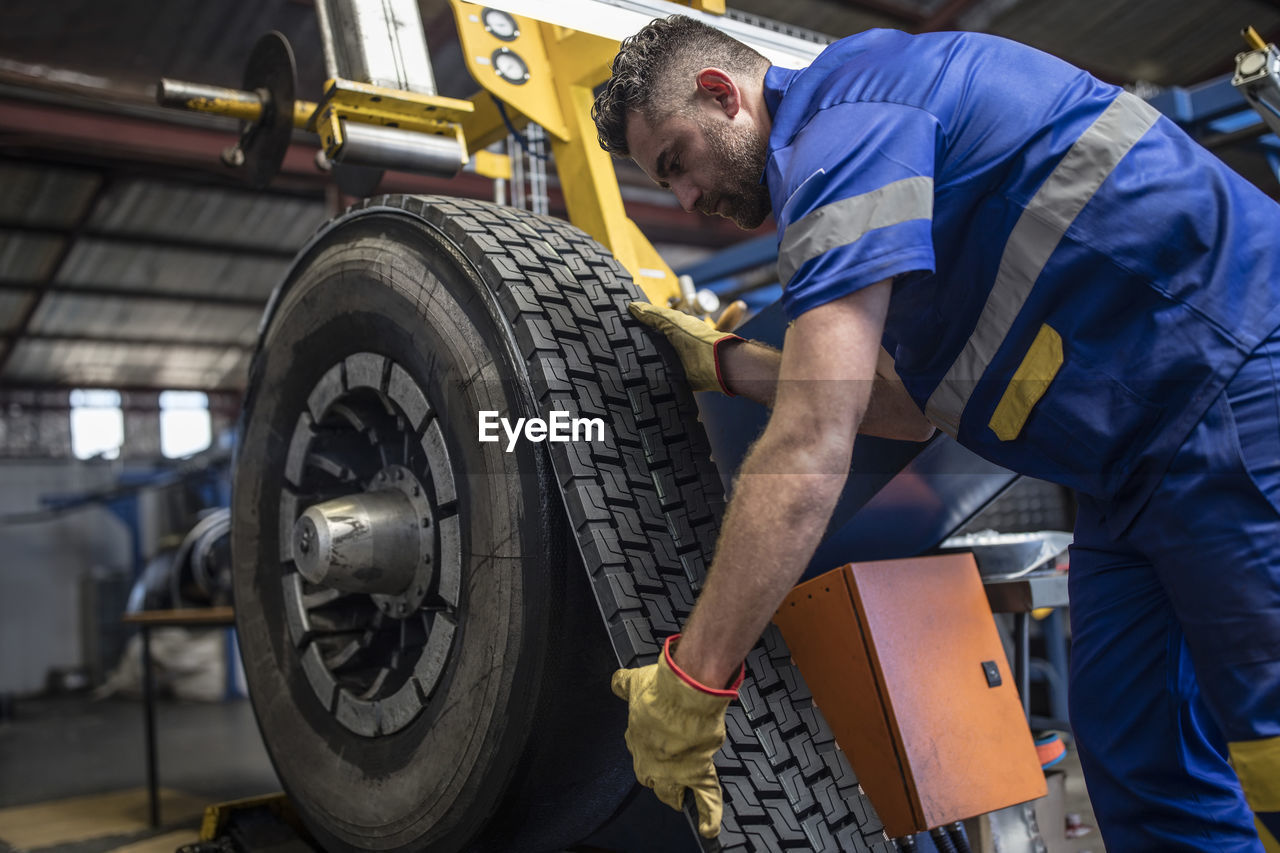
[
  {"x1": 989, "y1": 324, "x2": 1063, "y2": 441},
  {"x1": 1224, "y1": 337, "x2": 1280, "y2": 518},
  {"x1": 1014, "y1": 348, "x2": 1163, "y2": 497}
]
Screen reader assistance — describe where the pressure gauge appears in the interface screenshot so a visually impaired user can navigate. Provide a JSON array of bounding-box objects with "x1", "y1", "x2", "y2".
[
  {"x1": 482, "y1": 8, "x2": 519, "y2": 41},
  {"x1": 492, "y1": 48, "x2": 530, "y2": 85}
]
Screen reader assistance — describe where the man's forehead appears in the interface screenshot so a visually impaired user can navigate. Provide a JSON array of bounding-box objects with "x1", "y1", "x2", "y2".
[
  {"x1": 626, "y1": 110, "x2": 678, "y2": 178},
  {"x1": 625, "y1": 111, "x2": 660, "y2": 157}
]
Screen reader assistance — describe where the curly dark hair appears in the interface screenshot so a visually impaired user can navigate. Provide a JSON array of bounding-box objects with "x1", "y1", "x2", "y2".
[{"x1": 592, "y1": 15, "x2": 769, "y2": 157}]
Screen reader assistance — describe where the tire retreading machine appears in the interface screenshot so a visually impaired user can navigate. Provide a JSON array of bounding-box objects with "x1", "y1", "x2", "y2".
[{"x1": 159, "y1": 3, "x2": 1052, "y2": 852}]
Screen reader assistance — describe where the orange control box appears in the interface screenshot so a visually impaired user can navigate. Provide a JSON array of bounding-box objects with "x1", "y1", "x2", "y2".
[{"x1": 772, "y1": 554, "x2": 1046, "y2": 837}]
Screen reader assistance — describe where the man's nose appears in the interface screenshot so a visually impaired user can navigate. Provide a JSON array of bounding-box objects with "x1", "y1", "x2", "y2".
[{"x1": 672, "y1": 182, "x2": 700, "y2": 214}]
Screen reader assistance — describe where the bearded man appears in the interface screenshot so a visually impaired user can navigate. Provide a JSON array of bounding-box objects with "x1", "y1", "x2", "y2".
[{"x1": 594, "y1": 14, "x2": 1280, "y2": 852}]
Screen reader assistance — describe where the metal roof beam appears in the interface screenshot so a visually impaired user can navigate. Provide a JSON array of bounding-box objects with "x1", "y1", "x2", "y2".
[
  {"x1": 0, "y1": 221, "x2": 300, "y2": 261},
  {"x1": 0, "y1": 174, "x2": 111, "y2": 378},
  {"x1": 831, "y1": 0, "x2": 922, "y2": 25},
  {"x1": 3, "y1": 332, "x2": 255, "y2": 351},
  {"x1": 0, "y1": 150, "x2": 327, "y2": 204},
  {"x1": 0, "y1": 280, "x2": 267, "y2": 309},
  {"x1": 0, "y1": 379, "x2": 244, "y2": 394},
  {"x1": 918, "y1": 0, "x2": 987, "y2": 31},
  {"x1": 0, "y1": 95, "x2": 756, "y2": 247},
  {"x1": 0, "y1": 98, "x2": 324, "y2": 185}
]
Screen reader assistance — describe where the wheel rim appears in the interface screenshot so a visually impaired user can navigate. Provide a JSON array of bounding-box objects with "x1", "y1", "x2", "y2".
[{"x1": 276, "y1": 351, "x2": 461, "y2": 737}]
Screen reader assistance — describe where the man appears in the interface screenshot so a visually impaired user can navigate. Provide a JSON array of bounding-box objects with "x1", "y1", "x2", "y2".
[{"x1": 594, "y1": 15, "x2": 1280, "y2": 851}]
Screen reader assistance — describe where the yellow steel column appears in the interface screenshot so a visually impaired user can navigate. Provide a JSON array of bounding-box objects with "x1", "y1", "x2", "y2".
[
  {"x1": 539, "y1": 23, "x2": 681, "y2": 305},
  {"x1": 450, "y1": 0, "x2": 681, "y2": 305},
  {"x1": 550, "y1": 82, "x2": 680, "y2": 304}
]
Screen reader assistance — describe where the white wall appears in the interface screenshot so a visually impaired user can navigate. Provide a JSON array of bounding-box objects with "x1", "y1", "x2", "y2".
[{"x1": 0, "y1": 460, "x2": 133, "y2": 694}]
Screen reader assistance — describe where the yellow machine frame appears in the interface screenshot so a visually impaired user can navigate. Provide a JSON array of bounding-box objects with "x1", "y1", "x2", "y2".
[
  {"x1": 163, "y1": 1, "x2": 737, "y2": 307},
  {"x1": 449, "y1": 0, "x2": 683, "y2": 304}
]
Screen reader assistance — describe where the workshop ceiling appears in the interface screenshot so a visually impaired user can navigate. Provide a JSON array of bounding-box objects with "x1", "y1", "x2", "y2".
[{"x1": 1, "y1": 0, "x2": 1277, "y2": 392}]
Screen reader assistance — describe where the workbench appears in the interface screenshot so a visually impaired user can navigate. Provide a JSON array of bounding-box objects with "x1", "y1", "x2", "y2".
[{"x1": 121, "y1": 606, "x2": 237, "y2": 827}]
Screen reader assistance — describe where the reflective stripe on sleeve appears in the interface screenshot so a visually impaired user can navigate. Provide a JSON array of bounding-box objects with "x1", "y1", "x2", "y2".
[
  {"x1": 924, "y1": 92, "x2": 1161, "y2": 436},
  {"x1": 777, "y1": 175, "x2": 934, "y2": 286}
]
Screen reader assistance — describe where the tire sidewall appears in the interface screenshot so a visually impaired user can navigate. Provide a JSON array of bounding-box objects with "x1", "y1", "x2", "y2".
[{"x1": 232, "y1": 217, "x2": 555, "y2": 852}]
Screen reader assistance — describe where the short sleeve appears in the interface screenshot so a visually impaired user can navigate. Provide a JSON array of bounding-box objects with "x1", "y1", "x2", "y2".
[{"x1": 769, "y1": 101, "x2": 940, "y2": 320}]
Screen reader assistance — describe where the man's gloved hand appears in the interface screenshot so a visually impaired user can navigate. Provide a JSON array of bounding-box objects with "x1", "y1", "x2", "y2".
[
  {"x1": 628, "y1": 302, "x2": 743, "y2": 395},
  {"x1": 611, "y1": 635, "x2": 745, "y2": 838}
]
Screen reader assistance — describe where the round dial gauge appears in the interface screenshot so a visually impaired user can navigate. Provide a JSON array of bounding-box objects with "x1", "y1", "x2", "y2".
[
  {"x1": 482, "y1": 8, "x2": 519, "y2": 41},
  {"x1": 492, "y1": 48, "x2": 530, "y2": 85}
]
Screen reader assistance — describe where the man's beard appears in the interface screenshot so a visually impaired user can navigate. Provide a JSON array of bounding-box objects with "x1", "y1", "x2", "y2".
[{"x1": 699, "y1": 119, "x2": 772, "y2": 230}]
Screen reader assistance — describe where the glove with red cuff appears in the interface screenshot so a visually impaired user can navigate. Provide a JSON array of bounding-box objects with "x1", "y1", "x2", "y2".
[
  {"x1": 627, "y1": 302, "x2": 743, "y2": 395},
  {"x1": 610, "y1": 635, "x2": 746, "y2": 838}
]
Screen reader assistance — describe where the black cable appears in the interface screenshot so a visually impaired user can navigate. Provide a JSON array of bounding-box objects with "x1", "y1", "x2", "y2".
[
  {"x1": 492, "y1": 96, "x2": 549, "y2": 161},
  {"x1": 930, "y1": 827, "x2": 958, "y2": 853}
]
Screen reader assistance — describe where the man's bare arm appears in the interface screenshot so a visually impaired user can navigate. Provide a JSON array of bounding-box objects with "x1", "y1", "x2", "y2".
[
  {"x1": 673, "y1": 279, "x2": 893, "y2": 688},
  {"x1": 719, "y1": 339, "x2": 935, "y2": 442}
]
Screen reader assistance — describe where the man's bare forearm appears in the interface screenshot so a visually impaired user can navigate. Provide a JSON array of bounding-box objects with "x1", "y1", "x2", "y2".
[
  {"x1": 673, "y1": 281, "x2": 895, "y2": 689},
  {"x1": 719, "y1": 340, "x2": 935, "y2": 441},
  {"x1": 719, "y1": 339, "x2": 783, "y2": 406},
  {"x1": 673, "y1": 423, "x2": 854, "y2": 688},
  {"x1": 675, "y1": 281, "x2": 896, "y2": 686}
]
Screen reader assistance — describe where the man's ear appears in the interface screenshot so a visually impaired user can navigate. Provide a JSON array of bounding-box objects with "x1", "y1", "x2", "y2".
[{"x1": 695, "y1": 68, "x2": 740, "y2": 118}]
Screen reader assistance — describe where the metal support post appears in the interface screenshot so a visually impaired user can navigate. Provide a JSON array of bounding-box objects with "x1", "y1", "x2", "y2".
[
  {"x1": 139, "y1": 624, "x2": 160, "y2": 827},
  {"x1": 1015, "y1": 612, "x2": 1031, "y2": 721},
  {"x1": 315, "y1": 0, "x2": 439, "y2": 94}
]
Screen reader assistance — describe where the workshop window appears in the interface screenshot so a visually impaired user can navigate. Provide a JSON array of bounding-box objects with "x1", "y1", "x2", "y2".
[
  {"x1": 69, "y1": 389, "x2": 124, "y2": 460},
  {"x1": 159, "y1": 390, "x2": 211, "y2": 459}
]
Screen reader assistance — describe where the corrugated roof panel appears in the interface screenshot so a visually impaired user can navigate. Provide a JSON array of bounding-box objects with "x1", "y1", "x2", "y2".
[
  {"x1": 733, "y1": 0, "x2": 893, "y2": 35},
  {"x1": 0, "y1": 0, "x2": 327, "y2": 98},
  {"x1": 728, "y1": 0, "x2": 1278, "y2": 86},
  {"x1": 89, "y1": 181, "x2": 328, "y2": 250},
  {"x1": 30, "y1": 293, "x2": 261, "y2": 345},
  {"x1": 0, "y1": 165, "x2": 102, "y2": 227},
  {"x1": 986, "y1": 0, "x2": 1280, "y2": 85},
  {"x1": 0, "y1": 290, "x2": 34, "y2": 333},
  {"x1": 5, "y1": 339, "x2": 251, "y2": 390},
  {"x1": 0, "y1": 232, "x2": 66, "y2": 281},
  {"x1": 55, "y1": 240, "x2": 288, "y2": 298}
]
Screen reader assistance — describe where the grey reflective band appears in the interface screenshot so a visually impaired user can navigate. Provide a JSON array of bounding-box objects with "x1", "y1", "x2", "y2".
[
  {"x1": 924, "y1": 92, "x2": 1161, "y2": 436},
  {"x1": 778, "y1": 175, "x2": 934, "y2": 286}
]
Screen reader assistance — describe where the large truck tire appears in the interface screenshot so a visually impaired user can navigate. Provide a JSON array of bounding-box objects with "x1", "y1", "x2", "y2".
[{"x1": 231, "y1": 194, "x2": 892, "y2": 853}]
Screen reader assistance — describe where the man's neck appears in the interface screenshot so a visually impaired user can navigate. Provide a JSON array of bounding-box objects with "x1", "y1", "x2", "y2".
[{"x1": 739, "y1": 69, "x2": 773, "y2": 140}]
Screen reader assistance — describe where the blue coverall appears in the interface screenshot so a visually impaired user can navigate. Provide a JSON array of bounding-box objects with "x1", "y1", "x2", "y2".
[{"x1": 764, "y1": 29, "x2": 1280, "y2": 850}]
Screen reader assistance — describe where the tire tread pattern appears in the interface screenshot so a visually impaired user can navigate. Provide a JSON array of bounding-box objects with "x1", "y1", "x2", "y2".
[{"x1": 340, "y1": 195, "x2": 893, "y2": 853}]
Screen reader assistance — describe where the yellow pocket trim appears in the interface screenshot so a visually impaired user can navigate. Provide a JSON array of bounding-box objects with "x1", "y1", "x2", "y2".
[
  {"x1": 1231, "y1": 735, "x2": 1280, "y2": 812},
  {"x1": 989, "y1": 324, "x2": 1063, "y2": 442},
  {"x1": 1256, "y1": 817, "x2": 1280, "y2": 853}
]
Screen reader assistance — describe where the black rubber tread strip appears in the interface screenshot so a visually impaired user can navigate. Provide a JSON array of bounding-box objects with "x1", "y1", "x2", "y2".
[{"x1": 330, "y1": 195, "x2": 894, "y2": 853}]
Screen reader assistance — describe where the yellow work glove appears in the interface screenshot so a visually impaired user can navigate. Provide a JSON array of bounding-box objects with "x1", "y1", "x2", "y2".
[
  {"x1": 628, "y1": 302, "x2": 743, "y2": 395},
  {"x1": 611, "y1": 634, "x2": 745, "y2": 838}
]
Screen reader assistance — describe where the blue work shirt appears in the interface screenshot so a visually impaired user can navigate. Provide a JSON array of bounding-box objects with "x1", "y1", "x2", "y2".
[{"x1": 764, "y1": 29, "x2": 1280, "y2": 532}]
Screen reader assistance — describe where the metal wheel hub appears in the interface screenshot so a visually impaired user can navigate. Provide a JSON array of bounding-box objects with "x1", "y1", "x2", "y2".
[
  {"x1": 278, "y1": 352, "x2": 461, "y2": 737},
  {"x1": 292, "y1": 464, "x2": 437, "y2": 618}
]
